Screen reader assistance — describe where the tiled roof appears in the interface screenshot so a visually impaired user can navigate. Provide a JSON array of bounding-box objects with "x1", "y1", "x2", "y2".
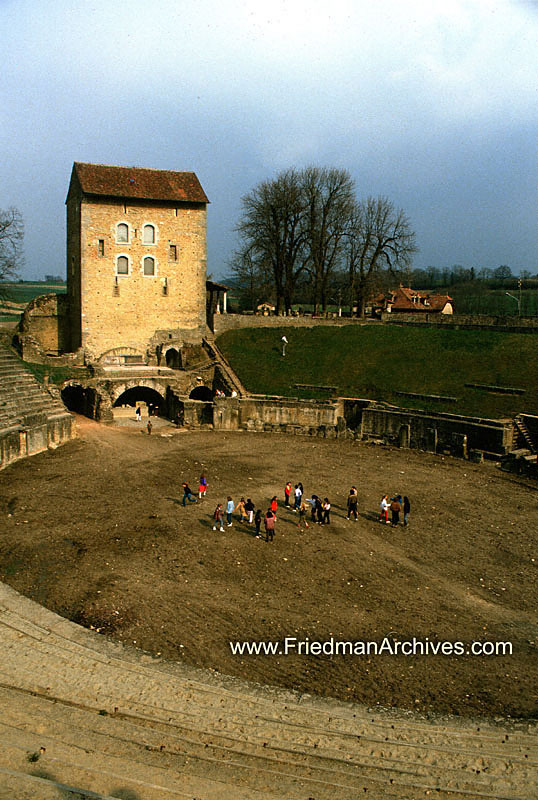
[
  {"x1": 372, "y1": 287, "x2": 453, "y2": 312},
  {"x1": 70, "y1": 162, "x2": 209, "y2": 204}
]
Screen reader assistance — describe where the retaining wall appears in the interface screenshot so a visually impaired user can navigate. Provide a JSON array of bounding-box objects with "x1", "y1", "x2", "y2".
[{"x1": 381, "y1": 312, "x2": 538, "y2": 333}]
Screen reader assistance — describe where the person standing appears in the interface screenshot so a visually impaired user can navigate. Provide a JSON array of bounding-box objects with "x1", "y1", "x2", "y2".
[
  {"x1": 315, "y1": 496, "x2": 324, "y2": 525},
  {"x1": 146, "y1": 419, "x2": 152, "y2": 435},
  {"x1": 379, "y1": 494, "x2": 390, "y2": 524},
  {"x1": 226, "y1": 496, "x2": 235, "y2": 526},
  {"x1": 403, "y1": 496, "x2": 411, "y2": 526},
  {"x1": 390, "y1": 496, "x2": 401, "y2": 527},
  {"x1": 198, "y1": 473, "x2": 208, "y2": 499},
  {"x1": 245, "y1": 498, "x2": 255, "y2": 524},
  {"x1": 136, "y1": 406, "x2": 142, "y2": 421},
  {"x1": 346, "y1": 487, "x2": 358, "y2": 520},
  {"x1": 284, "y1": 482, "x2": 292, "y2": 507},
  {"x1": 264, "y1": 510, "x2": 276, "y2": 542},
  {"x1": 270, "y1": 496, "x2": 278, "y2": 518},
  {"x1": 297, "y1": 499, "x2": 309, "y2": 532},
  {"x1": 254, "y1": 509, "x2": 263, "y2": 537},
  {"x1": 237, "y1": 497, "x2": 247, "y2": 523},
  {"x1": 212, "y1": 503, "x2": 224, "y2": 531},
  {"x1": 294, "y1": 484, "x2": 302, "y2": 511},
  {"x1": 322, "y1": 498, "x2": 331, "y2": 525}
]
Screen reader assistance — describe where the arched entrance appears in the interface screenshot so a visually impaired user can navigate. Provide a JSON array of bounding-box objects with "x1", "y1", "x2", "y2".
[
  {"x1": 165, "y1": 348, "x2": 181, "y2": 370},
  {"x1": 189, "y1": 385, "x2": 213, "y2": 402},
  {"x1": 113, "y1": 386, "x2": 165, "y2": 418},
  {"x1": 61, "y1": 383, "x2": 96, "y2": 417}
]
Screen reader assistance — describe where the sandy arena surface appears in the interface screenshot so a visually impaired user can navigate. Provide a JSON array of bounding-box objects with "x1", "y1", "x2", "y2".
[{"x1": 0, "y1": 414, "x2": 537, "y2": 720}]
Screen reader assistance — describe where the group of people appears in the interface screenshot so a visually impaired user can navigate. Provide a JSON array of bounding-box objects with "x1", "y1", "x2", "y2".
[
  {"x1": 379, "y1": 494, "x2": 411, "y2": 527},
  {"x1": 181, "y1": 474, "x2": 411, "y2": 535}
]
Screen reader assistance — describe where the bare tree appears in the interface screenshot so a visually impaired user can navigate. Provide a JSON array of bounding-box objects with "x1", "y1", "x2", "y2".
[
  {"x1": 302, "y1": 167, "x2": 355, "y2": 314},
  {"x1": 0, "y1": 207, "x2": 24, "y2": 297},
  {"x1": 228, "y1": 246, "x2": 273, "y2": 311},
  {"x1": 235, "y1": 169, "x2": 308, "y2": 314},
  {"x1": 345, "y1": 197, "x2": 417, "y2": 317}
]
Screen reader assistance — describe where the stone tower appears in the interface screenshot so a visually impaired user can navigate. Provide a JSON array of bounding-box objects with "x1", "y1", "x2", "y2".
[{"x1": 65, "y1": 162, "x2": 209, "y2": 363}]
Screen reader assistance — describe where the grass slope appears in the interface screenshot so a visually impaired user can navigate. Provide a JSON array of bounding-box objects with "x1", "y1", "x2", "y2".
[{"x1": 217, "y1": 325, "x2": 538, "y2": 418}]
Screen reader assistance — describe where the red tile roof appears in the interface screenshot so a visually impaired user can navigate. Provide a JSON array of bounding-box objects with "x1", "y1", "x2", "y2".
[
  {"x1": 70, "y1": 162, "x2": 209, "y2": 204},
  {"x1": 372, "y1": 287, "x2": 453, "y2": 312}
]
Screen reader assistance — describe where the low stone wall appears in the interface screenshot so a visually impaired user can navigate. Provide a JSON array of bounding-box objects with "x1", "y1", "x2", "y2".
[
  {"x1": 213, "y1": 314, "x2": 373, "y2": 335},
  {"x1": 359, "y1": 404, "x2": 513, "y2": 458},
  {"x1": 0, "y1": 412, "x2": 75, "y2": 470},
  {"x1": 213, "y1": 396, "x2": 342, "y2": 435},
  {"x1": 184, "y1": 394, "x2": 515, "y2": 459},
  {"x1": 381, "y1": 312, "x2": 538, "y2": 333}
]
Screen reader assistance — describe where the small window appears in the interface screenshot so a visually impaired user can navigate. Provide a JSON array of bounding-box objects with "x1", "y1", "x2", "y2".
[
  {"x1": 143, "y1": 256, "x2": 155, "y2": 276},
  {"x1": 143, "y1": 224, "x2": 155, "y2": 244},
  {"x1": 117, "y1": 256, "x2": 129, "y2": 275},
  {"x1": 169, "y1": 244, "x2": 177, "y2": 261},
  {"x1": 117, "y1": 223, "x2": 129, "y2": 243},
  {"x1": 98, "y1": 239, "x2": 105, "y2": 256}
]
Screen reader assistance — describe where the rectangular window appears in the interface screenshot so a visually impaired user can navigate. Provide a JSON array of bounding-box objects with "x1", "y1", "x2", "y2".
[
  {"x1": 169, "y1": 244, "x2": 177, "y2": 261},
  {"x1": 98, "y1": 239, "x2": 105, "y2": 256}
]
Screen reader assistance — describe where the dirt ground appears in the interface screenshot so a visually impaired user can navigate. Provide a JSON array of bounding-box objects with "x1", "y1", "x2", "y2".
[{"x1": 1, "y1": 415, "x2": 537, "y2": 720}]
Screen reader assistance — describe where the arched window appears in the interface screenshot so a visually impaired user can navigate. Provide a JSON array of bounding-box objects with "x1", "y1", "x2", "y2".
[
  {"x1": 116, "y1": 255, "x2": 129, "y2": 275},
  {"x1": 143, "y1": 224, "x2": 155, "y2": 244},
  {"x1": 143, "y1": 256, "x2": 155, "y2": 276},
  {"x1": 116, "y1": 223, "x2": 129, "y2": 243}
]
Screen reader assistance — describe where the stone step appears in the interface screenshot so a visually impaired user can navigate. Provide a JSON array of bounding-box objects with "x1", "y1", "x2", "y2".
[{"x1": 0, "y1": 586, "x2": 536, "y2": 800}]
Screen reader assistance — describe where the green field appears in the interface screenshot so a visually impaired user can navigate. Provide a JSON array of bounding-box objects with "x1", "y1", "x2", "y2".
[
  {"x1": 217, "y1": 325, "x2": 538, "y2": 419},
  {"x1": 0, "y1": 281, "x2": 66, "y2": 304}
]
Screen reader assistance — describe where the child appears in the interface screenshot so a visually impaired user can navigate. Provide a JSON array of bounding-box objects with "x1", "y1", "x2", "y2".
[
  {"x1": 284, "y1": 481, "x2": 292, "y2": 507},
  {"x1": 379, "y1": 494, "x2": 390, "y2": 523},
  {"x1": 198, "y1": 473, "x2": 207, "y2": 499},
  {"x1": 297, "y1": 499, "x2": 309, "y2": 532},
  {"x1": 322, "y1": 498, "x2": 331, "y2": 525},
  {"x1": 254, "y1": 509, "x2": 262, "y2": 537},
  {"x1": 212, "y1": 503, "x2": 224, "y2": 531},
  {"x1": 245, "y1": 498, "x2": 255, "y2": 524},
  {"x1": 264, "y1": 510, "x2": 275, "y2": 542},
  {"x1": 237, "y1": 497, "x2": 247, "y2": 523},
  {"x1": 226, "y1": 496, "x2": 235, "y2": 526},
  {"x1": 182, "y1": 483, "x2": 197, "y2": 506},
  {"x1": 270, "y1": 495, "x2": 278, "y2": 518}
]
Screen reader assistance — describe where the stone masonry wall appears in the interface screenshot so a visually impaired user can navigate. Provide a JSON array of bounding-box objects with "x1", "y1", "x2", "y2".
[
  {"x1": 381, "y1": 312, "x2": 538, "y2": 333},
  {"x1": 360, "y1": 404, "x2": 513, "y2": 457},
  {"x1": 69, "y1": 196, "x2": 207, "y2": 361}
]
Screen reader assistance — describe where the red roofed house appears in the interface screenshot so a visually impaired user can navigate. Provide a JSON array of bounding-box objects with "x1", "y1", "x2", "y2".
[
  {"x1": 66, "y1": 162, "x2": 210, "y2": 362},
  {"x1": 372, "y1": 286, "x2": 454, "y2": 316}
]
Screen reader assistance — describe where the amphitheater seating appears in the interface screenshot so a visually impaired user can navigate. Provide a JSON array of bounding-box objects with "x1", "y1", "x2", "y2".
[{"x1": 0, "y1": 342, "x2": 75, "y2": 468}]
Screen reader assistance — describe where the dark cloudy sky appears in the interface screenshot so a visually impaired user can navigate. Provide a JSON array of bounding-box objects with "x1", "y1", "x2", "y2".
[{"x1": 2, "y1": 0, "x2": 537, "y2": 280}]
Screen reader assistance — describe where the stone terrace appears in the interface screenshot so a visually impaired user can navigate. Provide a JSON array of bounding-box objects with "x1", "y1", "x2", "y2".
[
  {"x1": 0, "y1": 581, "x2": 537, "y2": 799},
  {"x1": 0, "y1": 342, "x2": 75, "y2": 469}
]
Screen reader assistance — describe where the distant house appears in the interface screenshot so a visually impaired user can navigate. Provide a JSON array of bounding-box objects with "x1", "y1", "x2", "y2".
[
  {"x1": 372, "y1": 286, "x2": 454, "y2": 316},
  {"x1": 257, "y1": 302, "x2": 276, "y2": 315}
]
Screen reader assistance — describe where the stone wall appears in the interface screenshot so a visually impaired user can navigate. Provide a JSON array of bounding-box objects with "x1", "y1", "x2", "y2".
[
  {"x1": 180, "y1": 392, "x2": 515, "y2": 459},
  {"x1": 212, "y1": 396, "x2": 341, "y2": 435},
  {"x1": 381, "y1": 312, "x2": 538, "y2": 333},
  {"x1": 213, "y1": 314, "x2": 373, "y2": 335},
  {"x1": 67, "y1": 194, "x2": 207, "y2": 361},
  {"x1": 359, "y1": 404, "x2": 513, "y2": 458},
  {"x1": 0, "y1": 343, "x2": 76, "y2": 470},
  {"x1": 213, "y1": 311, "x2": 538, "y2": 336}
]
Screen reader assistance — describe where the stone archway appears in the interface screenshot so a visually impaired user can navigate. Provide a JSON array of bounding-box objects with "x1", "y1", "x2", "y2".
[
  {"x1": 189, "y1": 385, "x2": 213, "y2": 402},
  {"x1": 113, "y1": 386, "x2": 165, "y2": 419},
  {"x1": 165, "y1": 347, "x2": 181, "y2": 370}
]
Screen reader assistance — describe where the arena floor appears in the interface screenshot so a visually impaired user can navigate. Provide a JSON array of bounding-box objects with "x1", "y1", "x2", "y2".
[{"x1": 0, "y1": 415, "x2": 536, "y2": 719}]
